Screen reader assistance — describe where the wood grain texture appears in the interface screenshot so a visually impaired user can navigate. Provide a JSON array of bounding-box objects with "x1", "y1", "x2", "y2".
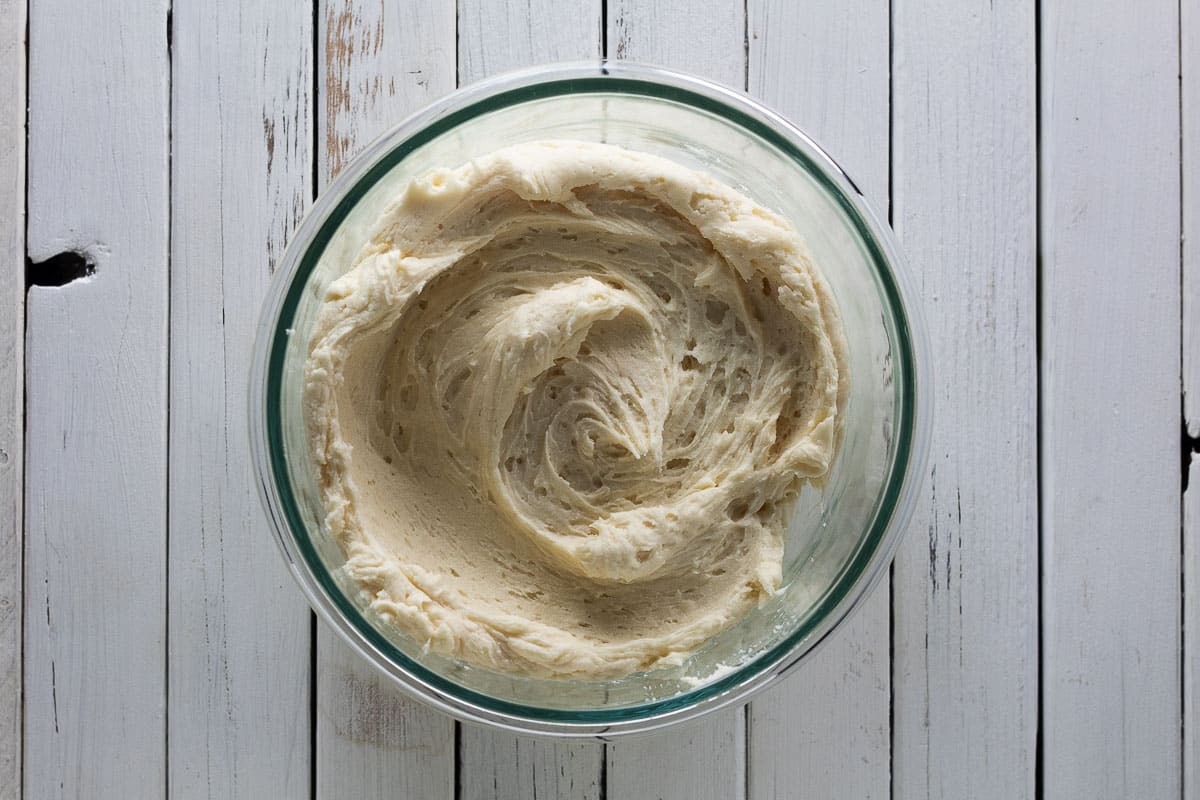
[
  {"x1": 602, "y1": 3, "x2": 747, "y2": 796},
  {"x1": 891, "y1": 1, "x2": 1038, "y2": 798},
  {"x1": 24, "y1": 0, "x2": 170, "y2": 796},
  {"x1": 167, "y1": 3, "x2": 313, "y2": 797},
  {"x1": 745, "y1": 4, "x2": 891, "y2": 795},
  {"x1": 608, "y1": 0, "x2": 744, "y2": 90},
  {"x1": 1186, "y1": 0, "x2": 1200, "y2": 793},
  {"x1": 315, "y1": 3, "x2": 457, "y2": 797},
  {"x1": 1039, "y1": 0, "x2": 1180, "y2": 796},
  {"x1": 316, "y1": 656, "x2": 454, "y2": 799},
  {"x1": 1187, "y1": 0, "x2": 1200, "y2": 434},
  {"x1": 459, "y1": 731, "x2": 602, "y2": 800},
  {"x1": 607, "y1": 713, "x2": 746, "y2": 800},
  {"x1": 455, "y1": 1, "x2": 606, "y2": 794},
  {"x1": 0, "y1": 0, "x2": 23, "y2": 796},
  {"x1": 1190, "y1": 459, "x2": 1199, "y2": 799},
  {"x1": 321, "y1": 0, "x2": 454, "y2": 180},
  {"x1": 458, "y1": 0, "x2": 600, "y2": 84}
]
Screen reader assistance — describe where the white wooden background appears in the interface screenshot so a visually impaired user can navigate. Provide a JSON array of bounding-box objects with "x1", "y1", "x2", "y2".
[{"x1": 1, "y1": 0, "x2": 1188, "y2": 797}]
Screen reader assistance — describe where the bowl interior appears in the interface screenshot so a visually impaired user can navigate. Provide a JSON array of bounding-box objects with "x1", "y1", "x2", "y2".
[{"x1": 262, "y1": 75, "x2": 914, "y2": 725}]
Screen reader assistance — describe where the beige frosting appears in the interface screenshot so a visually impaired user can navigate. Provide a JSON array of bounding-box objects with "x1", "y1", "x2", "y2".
[{"x1": 304, "y1": 141, "x2": 848, "y2": 679}]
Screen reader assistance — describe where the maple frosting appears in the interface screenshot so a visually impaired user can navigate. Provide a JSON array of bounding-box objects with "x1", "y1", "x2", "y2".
[{"x1": 304, "y1": 141, "x2": 848, "y2": 678}]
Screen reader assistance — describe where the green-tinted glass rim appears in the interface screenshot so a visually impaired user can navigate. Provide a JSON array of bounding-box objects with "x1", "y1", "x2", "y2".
[{"x1": 260, "y1": 66, "x2": 920, "y2": 730}]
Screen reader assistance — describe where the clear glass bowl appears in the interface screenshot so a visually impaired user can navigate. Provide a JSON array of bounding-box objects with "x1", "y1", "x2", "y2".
[{"x1": 250, "y1": 62, "x2": 931, "y2": 737}]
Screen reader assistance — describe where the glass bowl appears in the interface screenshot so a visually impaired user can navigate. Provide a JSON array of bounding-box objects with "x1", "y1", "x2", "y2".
[{"x1": 250, "y1": 61, "x2": 931, "y2": 738}]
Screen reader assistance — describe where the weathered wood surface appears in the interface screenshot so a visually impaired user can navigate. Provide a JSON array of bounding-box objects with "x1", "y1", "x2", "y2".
[
  {"x1": 608, "y1": 0, "x2": 744, "y2": 89},
  {"x1": 459, "y1": 0, "x2": 601, "y2": 83},
  {"x1": 1185, "y1": 0, "x2": 1200, "y2": 794},
  {"x1": 608, "y1": 715, "x2": 746, "y2": 800},
  {"x1": 0, "y1": 0, "x2": 23, "y2": 796},
  {"x1": 890, "y1": 1, "x2": 1040, "y2": 798},
  {"x1": 167, "y1": 3, "x2": 314, "y2": 797},
  {"x1": 1039, "y1": 0, "x2": 1181, "y2": 797},
  {"x1": 24, "y1": 0, "x2": 170, "y2": 796}
]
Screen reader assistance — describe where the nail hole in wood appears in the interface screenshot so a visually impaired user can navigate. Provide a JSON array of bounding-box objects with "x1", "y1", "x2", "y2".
[
  {"x1": 26, "y1": 251, "x2": 96, "y2": 289},
  {"x1": 1183, "y1": 417, "x2": 1199, "y2": 492}
]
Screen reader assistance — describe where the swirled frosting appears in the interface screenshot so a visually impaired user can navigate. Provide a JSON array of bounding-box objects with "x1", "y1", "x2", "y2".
[{"x1": 304, "y1": 141, "x2": 848, "y2": 678}]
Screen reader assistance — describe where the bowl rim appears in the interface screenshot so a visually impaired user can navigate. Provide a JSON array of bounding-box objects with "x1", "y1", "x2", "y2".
[{"x1": 249, "y1": 59, "x2": 932, "y2": 738}]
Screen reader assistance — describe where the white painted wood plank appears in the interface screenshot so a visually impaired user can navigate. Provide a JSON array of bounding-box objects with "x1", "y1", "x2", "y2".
[
  {"x1": 23, "y1": 0, "x2": 169, "y2": 796},
  {"x1": 458, "y1": 0, "x2": 600, "y2": 84},
  {"x1": 891, "y1": 1, "x2": 1038, "y2": 798},
  {"x1": 1186, "y1": 0, "x2": 1200, "y2": 431},
  {"x1": 320, "y1": 0, "x2": 455, "y2": 182},
  {"x1": 167, "y1": 4, "x2": 313, "y2": 797},
  {"x1": 459, "y1": 730, "x2": 602, "y2": 800},
  {"x1": 315, "y1": 3, "x2": 457, "y2": 797},
  {"x1": 745, "y1": 4, "x2": 890, "y2": 795},
  {"x1": 316, "y1": 657, "x2": 454, "y2": 798},
  {"x1": 1185, "y1": 0, "x2": 1200, "y2": 793},
  {"x1": 603, "y1": 4, "x2": 747, "y2": 797},
  {"x1": 0, "y1": 0, "x2": 23, "y2": 796},
  {"x1": 1039, "y1": 0, "x2": 1180, "y2": 796},
  {"x1": 608, "y1": 0, "x2": 744, "y2": 91},
  {"x1": 1190, "y1": 459, "x2": 1200, "y2": 797},
  {"x1": 454, "y1": 1, "x2": 607, "y2": 795},
  {"x1": 607, "y1": 714, "x2": 746, "y2": 800}
]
